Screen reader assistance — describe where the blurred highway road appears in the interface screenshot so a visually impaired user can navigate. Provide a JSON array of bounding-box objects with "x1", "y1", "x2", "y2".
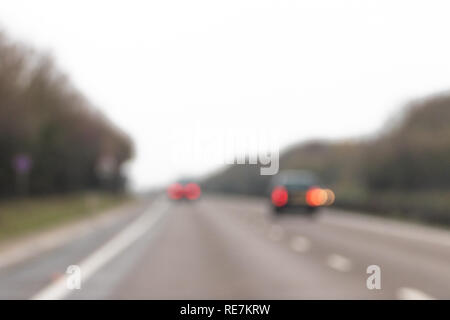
[{"x1": 1, "y1": 195, "x2": 450, "y2": 299}]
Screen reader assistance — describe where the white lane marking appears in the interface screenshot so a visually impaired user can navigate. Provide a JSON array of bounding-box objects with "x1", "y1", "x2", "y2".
[
  {"x1": 324, "y1": 209, "x2": 450, "y2": 248},
  {"x1": 31, "y1": 198, "x2": 170, "y2": 300},
  {"x1": 396, "y1": 287, "x2": 435, "y2": 300},
  {"x1": 268, "y1": 225, "x2": 284, "y2": 241},
  {"x1": 326, "y1": 254, "x2": 352, "y2": 272},
  {"x1": 290, "y1": 236, "x2": 311, "y2": 253},
  {"x1": 0, "y1": 202, "x2": 138, "y2": 269}
]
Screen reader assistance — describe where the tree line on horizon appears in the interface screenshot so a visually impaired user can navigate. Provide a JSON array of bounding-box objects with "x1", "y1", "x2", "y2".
[
  {"x1": 202, "y1": 92, "x2": 450, "y2": 224},
  {"x1": 0, "y1": 31, "x2": 133, "y2": 197}
]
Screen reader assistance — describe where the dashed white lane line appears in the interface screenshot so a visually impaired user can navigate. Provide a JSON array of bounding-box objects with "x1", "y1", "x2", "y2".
[
  {"x1": 31, "y1": 198, "x2": 170, "y2": 300},
  {"x1": 326, "y1": 254, "x2": 352, "y2": 272},
  {"x1": 290, "y1": 236, "x2": 311, "y2": 253},
  {"x1": 268, "y1": 225, "x2": 284, "y2": 242},
  {"x1": 396, "y1": 287, "x2": 435, "y2": 300}
]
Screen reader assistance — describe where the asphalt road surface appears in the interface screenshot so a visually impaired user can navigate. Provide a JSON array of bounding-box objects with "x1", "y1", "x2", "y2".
[{"x1": 1, "y1": 194, "x2": 450, "y2": 299}]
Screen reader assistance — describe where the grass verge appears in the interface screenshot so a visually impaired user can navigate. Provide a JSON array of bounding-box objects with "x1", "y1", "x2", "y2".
[{"x1": 0, "y1": 192, "x2": 132, "y2": 244}]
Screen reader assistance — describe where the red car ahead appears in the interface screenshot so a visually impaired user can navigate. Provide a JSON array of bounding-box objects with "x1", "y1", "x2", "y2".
[{"x1": 167, "y1": 181, "x2": 202, "y2": 200}]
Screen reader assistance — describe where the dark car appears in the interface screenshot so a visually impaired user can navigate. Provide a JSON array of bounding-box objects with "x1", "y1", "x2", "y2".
[{"x1": 269, "y1": 170, "x2": 332, "y2": 214}]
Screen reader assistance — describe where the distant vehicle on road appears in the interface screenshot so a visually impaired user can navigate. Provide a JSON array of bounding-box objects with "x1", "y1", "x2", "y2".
[
  {"x1": 269, "y1": 170, "x2": 334, "y2": 214},
  {"x1": 167, "y1": 179, "x2": 202, "y2": 201}
]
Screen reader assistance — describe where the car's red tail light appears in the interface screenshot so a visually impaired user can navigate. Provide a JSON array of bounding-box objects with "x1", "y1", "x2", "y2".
[
  {"x1": 184, "y1": 183, "x2": 201, "y2": 200},
  {"x1": 271, "y1": 186, "x2": 288, "y2": 207},
  {"x1": 167, "y1": 183, "x2": 184, "y2": 200}
]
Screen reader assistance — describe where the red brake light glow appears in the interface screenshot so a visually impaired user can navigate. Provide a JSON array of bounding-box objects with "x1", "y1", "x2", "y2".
[
  {"x1": 271, "y1": 186, "x2": 288, "y2": 207},
  {"x1": 167, "y1": 183, "x2": 184, "y2": 200},
  {"x1": 184, "y1": 183, "x2": 201, "y2": 200}
]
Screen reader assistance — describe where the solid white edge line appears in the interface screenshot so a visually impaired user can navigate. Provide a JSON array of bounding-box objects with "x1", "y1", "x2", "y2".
[
  {"x1": 324, "y1": 209, "x2": 450, "y2": 248},
  {"x1": 31, "y1": 198, "x2": 170, "y2": 300}
]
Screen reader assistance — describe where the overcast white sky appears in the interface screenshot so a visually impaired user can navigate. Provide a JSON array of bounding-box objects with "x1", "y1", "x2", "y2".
[{"x1": 1, "y1": 0, "x2": 450, "y2": 190}]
